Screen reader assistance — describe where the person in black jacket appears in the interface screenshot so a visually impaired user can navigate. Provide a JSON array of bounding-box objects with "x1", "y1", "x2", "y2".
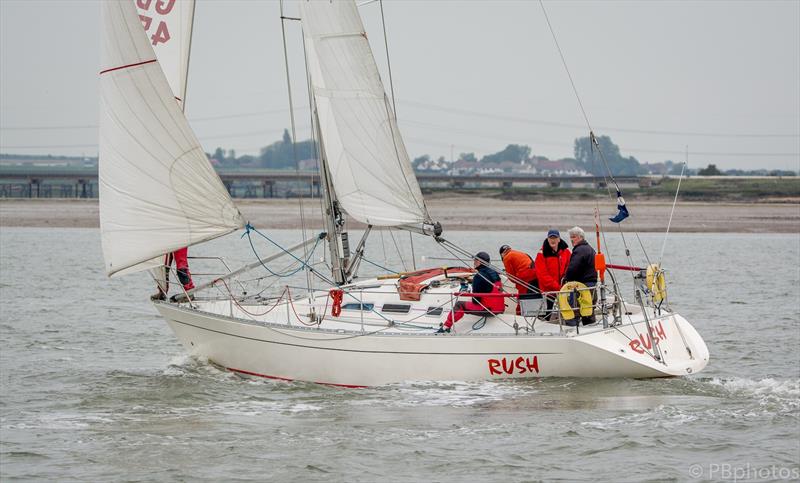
[
  {"x1": 438, "y1": 252, "x2": 503, "y2": 332},
  {"x1": 564, "y1": 226, "x2": 597, "y2": 325}
]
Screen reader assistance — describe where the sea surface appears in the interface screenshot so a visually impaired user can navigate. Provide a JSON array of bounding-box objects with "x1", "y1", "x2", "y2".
[{"x1": 1, "y1": 227, "x2": 798, "y2": 482}]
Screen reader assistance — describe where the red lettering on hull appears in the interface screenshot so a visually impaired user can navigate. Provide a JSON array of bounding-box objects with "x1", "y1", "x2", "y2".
[
  {"x1": 487, "y1": 356, "x2": 539, "y2": 376},
  {"x1": 628, "y1": 320, "x2": 667, "y2": 354}
]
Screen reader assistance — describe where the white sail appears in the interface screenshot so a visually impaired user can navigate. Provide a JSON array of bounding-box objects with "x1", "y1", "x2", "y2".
[
  {"x1": 134, "y1": 0, "x2": 195, "y2": 109},
  {"x1": 99, "y1": 0, "x2": 244, "y2": 277},
  {"x1": 300, "y1": 0, "x2": 429, "y2": 227},
  {"x1": 133, "y1": 0, "x2": 196, "y2": 283}
]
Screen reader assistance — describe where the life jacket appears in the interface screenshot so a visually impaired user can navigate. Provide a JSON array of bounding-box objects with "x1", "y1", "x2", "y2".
[{"x1": 480, "y1": 280, "x2": 506, "y2": 314}]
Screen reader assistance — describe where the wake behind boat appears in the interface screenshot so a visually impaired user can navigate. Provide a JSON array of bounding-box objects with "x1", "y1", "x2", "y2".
[{"x1": 99, "y1": 0, "x2": 708, "y2": 386}]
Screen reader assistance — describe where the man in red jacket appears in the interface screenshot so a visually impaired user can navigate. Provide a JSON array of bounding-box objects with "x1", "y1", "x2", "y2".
[
  {"x1": 534, "y1": 229, "x2": 571, "y2": 318},
  {"x1": 499, "y1": 244, "x2": 538, "y2": 315}
]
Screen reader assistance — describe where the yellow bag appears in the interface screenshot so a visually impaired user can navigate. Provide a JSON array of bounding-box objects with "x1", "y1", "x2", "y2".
[
  {"x1": 646, "y1": 263, "x2": 667, "y2": 303},
  {"x1": 557, "y1": 281, "x2": 594, "y2": 320}
]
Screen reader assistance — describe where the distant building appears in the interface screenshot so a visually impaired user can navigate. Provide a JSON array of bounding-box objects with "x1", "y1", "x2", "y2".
[
  {"x1": 534, "y1": 159, "x2": 588, "y2": 176},
  {"x1": 297, "y1": 158, "x2": 319, "y2": 171}
]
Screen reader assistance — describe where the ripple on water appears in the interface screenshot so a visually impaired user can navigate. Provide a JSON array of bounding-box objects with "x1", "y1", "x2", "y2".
[
  {"x1": 580, "y1": 376, "x2": 800, "y2": 433},
  {"x1": 2, "y1": 230, "x2": 799, "y2": 482}
]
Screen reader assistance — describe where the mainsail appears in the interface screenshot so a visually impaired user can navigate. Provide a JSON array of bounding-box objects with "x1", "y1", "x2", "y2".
[
  {"x1": 99, "y1": 0, "x2": 244, "y2": 277},
  {"x1": 300, "y1": 0, "x2": 430, "y2": 227}
]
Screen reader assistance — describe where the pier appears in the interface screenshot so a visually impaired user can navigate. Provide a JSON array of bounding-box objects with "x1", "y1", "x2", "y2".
[{"x1": 0, "y1": 165, "x2": 645, "y2": 199}]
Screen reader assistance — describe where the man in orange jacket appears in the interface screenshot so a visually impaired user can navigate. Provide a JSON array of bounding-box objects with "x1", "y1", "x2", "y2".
[{"x1": 499, "y1": 244, "x2": 538, "y2": 315}]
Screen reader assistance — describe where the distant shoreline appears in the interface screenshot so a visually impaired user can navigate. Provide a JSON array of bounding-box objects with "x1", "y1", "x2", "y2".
[{"x1": 2, "y1": 197, "x2": 798, "y2": 233}]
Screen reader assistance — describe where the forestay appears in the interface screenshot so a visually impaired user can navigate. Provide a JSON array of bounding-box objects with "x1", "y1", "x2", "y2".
[
  {"x1": 134, "y1": 0, "x2": 195, "y2": 110},
  {"x1": 99, "y1": 0, "x2": 244, "y2": 277},
  {"x1": 301, "y1": 0, "x2": 429, "y2": 227}
]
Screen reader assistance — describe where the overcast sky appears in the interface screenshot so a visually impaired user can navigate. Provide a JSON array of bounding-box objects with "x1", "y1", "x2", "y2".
[{"x1": 1, "y1": 0, "x2": 798, "y2": 170}]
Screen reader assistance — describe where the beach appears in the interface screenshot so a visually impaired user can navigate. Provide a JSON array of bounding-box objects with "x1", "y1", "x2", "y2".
[{"x1": 1, "y1": 197, "x2": 798, "y2": 232}]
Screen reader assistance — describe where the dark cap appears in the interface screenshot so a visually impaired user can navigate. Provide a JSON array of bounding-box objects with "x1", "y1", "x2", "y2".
[
  {"x1": 499, "y1": 244, "x2": 511, "y2": 255},
  {"x1": 474, "y1": 251, "x2": 491, "y2": 263},
  {"x1": 547, "y1": 229, "x2": 560, "y2": 238}
]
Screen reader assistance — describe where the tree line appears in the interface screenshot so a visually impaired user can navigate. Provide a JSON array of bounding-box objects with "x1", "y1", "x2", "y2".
[{"x1": 202, "y1": 129, "x2": 800, "y2": 177}]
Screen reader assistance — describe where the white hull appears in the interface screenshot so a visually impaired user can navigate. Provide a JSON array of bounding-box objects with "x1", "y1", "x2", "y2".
[{"x1": 154, "y1": 277, "x2": 709, "y2": 387}]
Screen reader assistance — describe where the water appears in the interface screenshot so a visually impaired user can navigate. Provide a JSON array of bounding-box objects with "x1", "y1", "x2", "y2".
[{"x1": 1, "y1": 227, "x2": 798, "y2": 481}]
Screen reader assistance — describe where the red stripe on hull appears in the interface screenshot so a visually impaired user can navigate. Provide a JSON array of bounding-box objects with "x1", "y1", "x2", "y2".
[{"x1": 226, "y1": 367, "x2": 368, "y2": 389}]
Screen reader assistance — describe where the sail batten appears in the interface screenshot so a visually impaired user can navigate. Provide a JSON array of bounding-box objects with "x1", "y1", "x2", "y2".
[
  {"x1": 99, "y1": 0, "x2": 243, "y2": 277},
  {"x1": 301, "y1": 0, "x2": 429, "y2": 227}
]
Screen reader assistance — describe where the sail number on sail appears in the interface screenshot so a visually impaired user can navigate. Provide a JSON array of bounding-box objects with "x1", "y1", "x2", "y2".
[{"x1": 136, "y1": 0, "x2": 176, "y2": 46}]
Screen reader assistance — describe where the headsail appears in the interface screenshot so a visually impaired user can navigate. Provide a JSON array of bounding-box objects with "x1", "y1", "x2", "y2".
[
  {"x1": 99, "y1": 0, "x2": 244, "y2": 277},
  {"x1": 134, "y1": 0, "x2": 195, "y2": 109},
  {"x1": 134, "y1": 0, "x2": 196, "y2": 281},
  {"x1": 300, "y1": 0, "x2": 430, "y2": 227}
]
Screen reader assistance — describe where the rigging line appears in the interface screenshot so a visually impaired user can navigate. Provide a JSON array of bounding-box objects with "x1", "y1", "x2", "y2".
[
  {"x1": 592, "y1": 135, "x2": 649, "y2": 269},
  {"x1": 379, "y1": 0, "x2": 398, "y2": 118},
  {"x1": 436, "y1": 240, "x2": 522, "y2": 312},
  {"x1": 301, "y1": 23, "x2": 325, "y2": 296},
  {"x1": 660, "y1": 155, "x2": 687, "y2": 265},
  {"x1": 181, "y1": 0, "x2": 197, "y2": 113},
  {"x1": 298, "y1": 28, "x2": 328, "y2": 243},
  {"x1": 409, "y1": 231, "x2": 417, "y2": 271},
  {"x1": 591, "y1": 133, "x2": 622, "y2": 193},
  {"x1": 387, "y1": 228, "x2": 408, "y2": 272},
  {"x1": 245, "y1": 225, "x2": 401, "y2": 327},
  {"x1": 434, "y1": 241, "x2": 526, "y2": 320},
  {"x1": 539, "y1": 0, "x2": 623, "y2": 196},
  {"x1": 633, "y1": 231, "x2": 654, "y2": 269},
  {"x1": 379, "y1": 228, "x2": 388, "y2": 266},
  {"x1": 538, "y1": 0, "x2": 591, "y2": 132},
  {"x1": 300, "y1": 31, "x2": 325, "y2": 209},
  {"x1": 596, "y1": 222, "x2": 642, "y2": 333},
  {"x1": 598, "y1": 216, "x2": 627, "y2": 310},
  {"x1": 354, "y1": 252, "x2": 399, "y2": 275},
  {"x1": 279, "y1": 0, "x2": 312, "y2": 295},
  {"x1": 439, "y1": 238, "x2": 542, "y2": 295}
]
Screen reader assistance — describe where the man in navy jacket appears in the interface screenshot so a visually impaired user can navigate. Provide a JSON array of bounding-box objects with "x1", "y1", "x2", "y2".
[{"x1": 564, "y1": 226, "x2": 597, "y2": 325}]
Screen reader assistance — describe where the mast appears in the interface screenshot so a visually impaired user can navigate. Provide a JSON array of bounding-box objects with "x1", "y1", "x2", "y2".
[
  {"x1": 311, "y1": 105, "x2": 349, "y2": 285},
  {"x1": 299, "y1": 0, "x2": 442, "y2": 284}
]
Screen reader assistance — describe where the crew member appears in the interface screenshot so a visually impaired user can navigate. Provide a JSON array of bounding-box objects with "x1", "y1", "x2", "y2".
[
  {"x1": 499, "y1": 244, "x2": 538, "y2": 315},
  {"x1": 534, "y1": 229, "x2": 571, "y2": 317},
  {"x1": 151, "y1": 247, "x2": 195, "y2": 301},
  {"x1": 564, "y1": 226, "x2": 597, "y2": 325},
  {"x1": 439, "y1": 252, "x2": 503, "y2": 332}
]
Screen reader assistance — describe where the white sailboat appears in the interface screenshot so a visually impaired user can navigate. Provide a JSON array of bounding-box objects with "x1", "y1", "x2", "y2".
[{"x1": 99, "y1": 0, "x2": 709, "y2": 387}]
